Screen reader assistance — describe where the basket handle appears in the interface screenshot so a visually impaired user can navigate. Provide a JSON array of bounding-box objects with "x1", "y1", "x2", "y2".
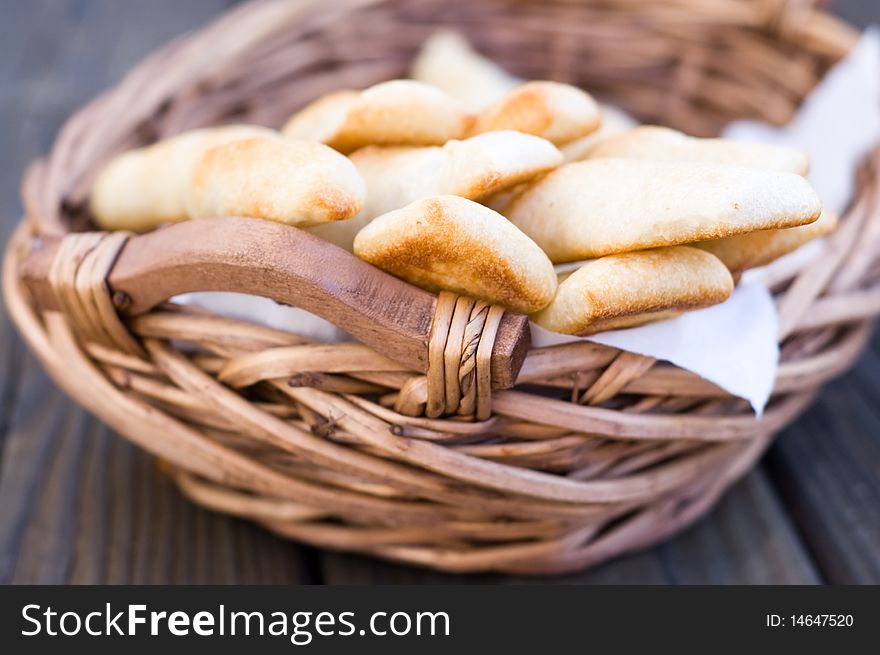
[{"x1": 18, "y1": 217, "x2": 530, "y2": 389}]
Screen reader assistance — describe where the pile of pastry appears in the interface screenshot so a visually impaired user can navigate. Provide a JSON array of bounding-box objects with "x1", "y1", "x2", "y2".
[{"x1": 91, "y1": 32, "x2": 833, "y2": 336}]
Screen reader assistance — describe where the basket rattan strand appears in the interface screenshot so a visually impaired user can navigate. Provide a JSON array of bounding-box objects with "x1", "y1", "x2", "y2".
[{"x1": 4, "y1": 0, "x2": 880, "y2": 574}]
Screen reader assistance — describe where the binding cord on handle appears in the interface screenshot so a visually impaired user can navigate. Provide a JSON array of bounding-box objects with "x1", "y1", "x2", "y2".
[
  {"x1": 46, "y1": 231, "x2": 143, "y2": 357},
  {"x1": 422, "y1": 291, "x2": 505, "y2": 421}
]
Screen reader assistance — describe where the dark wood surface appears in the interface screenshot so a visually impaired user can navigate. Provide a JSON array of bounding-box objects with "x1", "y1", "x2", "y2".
[{"x1": 0, "y1": 0, "x2": 878, "y2": 584}]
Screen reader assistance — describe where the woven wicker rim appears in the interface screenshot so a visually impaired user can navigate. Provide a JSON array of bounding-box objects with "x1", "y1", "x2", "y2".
[{"x1": 4, "y1": 0, "x2": 880, "y2": 575}]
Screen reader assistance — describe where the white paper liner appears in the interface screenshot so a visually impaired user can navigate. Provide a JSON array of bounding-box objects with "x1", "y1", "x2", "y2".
[{"x1": 530, "y1": 281, "x2": 778, "y2": 415}]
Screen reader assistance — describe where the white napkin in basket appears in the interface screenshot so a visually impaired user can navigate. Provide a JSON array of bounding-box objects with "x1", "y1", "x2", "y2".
[
  {"x1": 175, "y1": 29, "x2": 880, "y2": 415},
  {"x1": 530, "y1": 281, "x2": 778, "y2": 415},
  {"x1": 175, "y1": 291, "x2": 351, "y2": 344}
]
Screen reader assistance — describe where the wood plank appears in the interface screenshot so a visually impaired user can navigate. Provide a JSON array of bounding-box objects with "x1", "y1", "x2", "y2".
[
  {"x1": 0, "y1": 353, "x2": 315, "y2": 583},
  {"x1": 0, "y1": 306, "x2": 23, "y2": 459},
  {"x1": 761, "y1": 0, "x2": 880, "y2": 561},
  {"x1": 647, "y1": 470, "x2": 820, "y2": 584},
  {"x1": 320, "y1": 471, "x2": 821, "y2": 584},
  {"x1": 0, "y1": 0, "x2": 315, "y2": 584},
  {"x1": 764, "y1": 332, "x2": 880, "y2": 584},
  {"x1": 831, "y1": 0, "x2": 880, "y2": 28}
]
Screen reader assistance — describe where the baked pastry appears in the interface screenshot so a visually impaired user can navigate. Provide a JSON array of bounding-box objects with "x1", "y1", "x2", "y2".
[
  {"x1": 90, "y1": 124, "x2": 275, "y2": 231},
  {"x1": 354, "y1": 195, "x2": 557, "y2": 313},
  {"x1": 409, "y1": 30, "x2": 519, "y2": 111},
  {"x1": 187, "y1": 136, "x2": 365, "y2": 226},
  {"x1": 471, "y1": 81, "x2": 601, "y2": 146},
  {"x1": 574, "y1": 309, "x2": 685, "y2": 333},
  {"x1": 560, "y1": 103, "x2": 639, "y2": 162},
  {"x1": 587, "y1": 126, "x2": 809, "y2": 174},
  {"x1": 531, "y1": 246, "x2": 733, "y2": 335},
  {"x1": 505, "y1": 158, "x2": 822, "y2": 262},
  {"x1": 697, "y1": 209, "x2": 838, "y2": 274},
  {"x1": 309, "y1": 130, "x2": 562, "y2": 250},
  {"x1": 281, "y1": 80, "x2": 473, "y2": 153},
  {"x1": 411, "y1": 31, "x2": 631, "y2": 156}
]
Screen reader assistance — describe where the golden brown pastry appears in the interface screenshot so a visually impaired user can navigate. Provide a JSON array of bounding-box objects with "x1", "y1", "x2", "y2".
[
  {"x1": 471, "y1": 81, "x2": 601, "y2": 146},
  {"x1": 310, "y1": 130, "x2": 562, "y2": 250},
  {"x1": 505, "y1": 159, "x2": 822, "y2": 262},
  {"x1": 281, "y1": 80, "x2": 473, "y2": 153},
  {"x1": 90, "y1": 124, "x2": 275, "y2": 232},
  {"x1": 409, "y1": 31, "x2": 519, "y2": 111},
  {"x1": 559, "y1": 103, "x2": 639, "y2": 163},
  {"x1": 187, "y1": 136, "x2": 365, "y2": 227},
  {"x1": 531, "y1": 247, "x2": 733, "y2": 335},
  {"x1": 354, "y1": 195, "x2": 557, "y2": 314},
  {"x1": 696, "y1": 209, "x2": 838, "y2": 274},
  {"x1": 575, "y1": 309, "x2": 684, "y2": 333},
  {"x1": 587, "y1": 126, "x2": 809, "y2": 174}
]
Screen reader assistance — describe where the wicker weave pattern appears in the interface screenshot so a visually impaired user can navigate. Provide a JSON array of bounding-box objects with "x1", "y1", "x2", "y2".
[{"x1": 4, "y1": 0, "x2": 880, "y2": 574}]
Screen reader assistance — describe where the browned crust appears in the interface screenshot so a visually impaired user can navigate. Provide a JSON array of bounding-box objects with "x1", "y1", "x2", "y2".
[
  {"x1": 477, "y1": 85, "x2": 555, "y2": 135},
  {"x1": 531, "y1": 247, "x2": 733, "y2": 335},
  {"x1": 459, "y1": 164, "x2": 558, "y2": 200},
  {"x1": 696, "y1": 210, "x2": 839, "y2": 274},
  {"x1": 359, "y1": 198, "x2": 553, "y2": 314},
  {"x1": 575, "y1": 309, "x2": 684, "y2": 335}
]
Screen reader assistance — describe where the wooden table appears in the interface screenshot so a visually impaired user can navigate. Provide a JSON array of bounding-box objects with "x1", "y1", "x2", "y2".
[{"x1": 1, "y1": 0, "x2": 879, "y2": 584}]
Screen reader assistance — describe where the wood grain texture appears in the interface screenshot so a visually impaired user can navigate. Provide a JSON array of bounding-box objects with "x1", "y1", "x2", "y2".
[
  {"x1": 0, "y1": 355, "x2": 314, "y2": 584},
  {"x1": 0, "y1": 0, "x2": 877, "y2": 584},
  {"x1": 0, "y1": 0, "x2": 314, "y2": 585},
  {"x1": 764, "y1": 332, "x2": 880, "y2": 584},
  {"x1": 18, "y1": 218, "x2": 531, "y2": 387}
]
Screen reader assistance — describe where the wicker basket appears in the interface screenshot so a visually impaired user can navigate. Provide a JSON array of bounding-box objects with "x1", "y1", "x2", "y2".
[{"x1": 4, "y1": 0, "x2": 880, "y2": 575}]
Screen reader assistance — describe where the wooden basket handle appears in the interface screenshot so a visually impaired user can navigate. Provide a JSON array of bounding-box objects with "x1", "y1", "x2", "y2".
[{"x1": 18, "y1": 217, "x2": 530, "y2": 389}]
